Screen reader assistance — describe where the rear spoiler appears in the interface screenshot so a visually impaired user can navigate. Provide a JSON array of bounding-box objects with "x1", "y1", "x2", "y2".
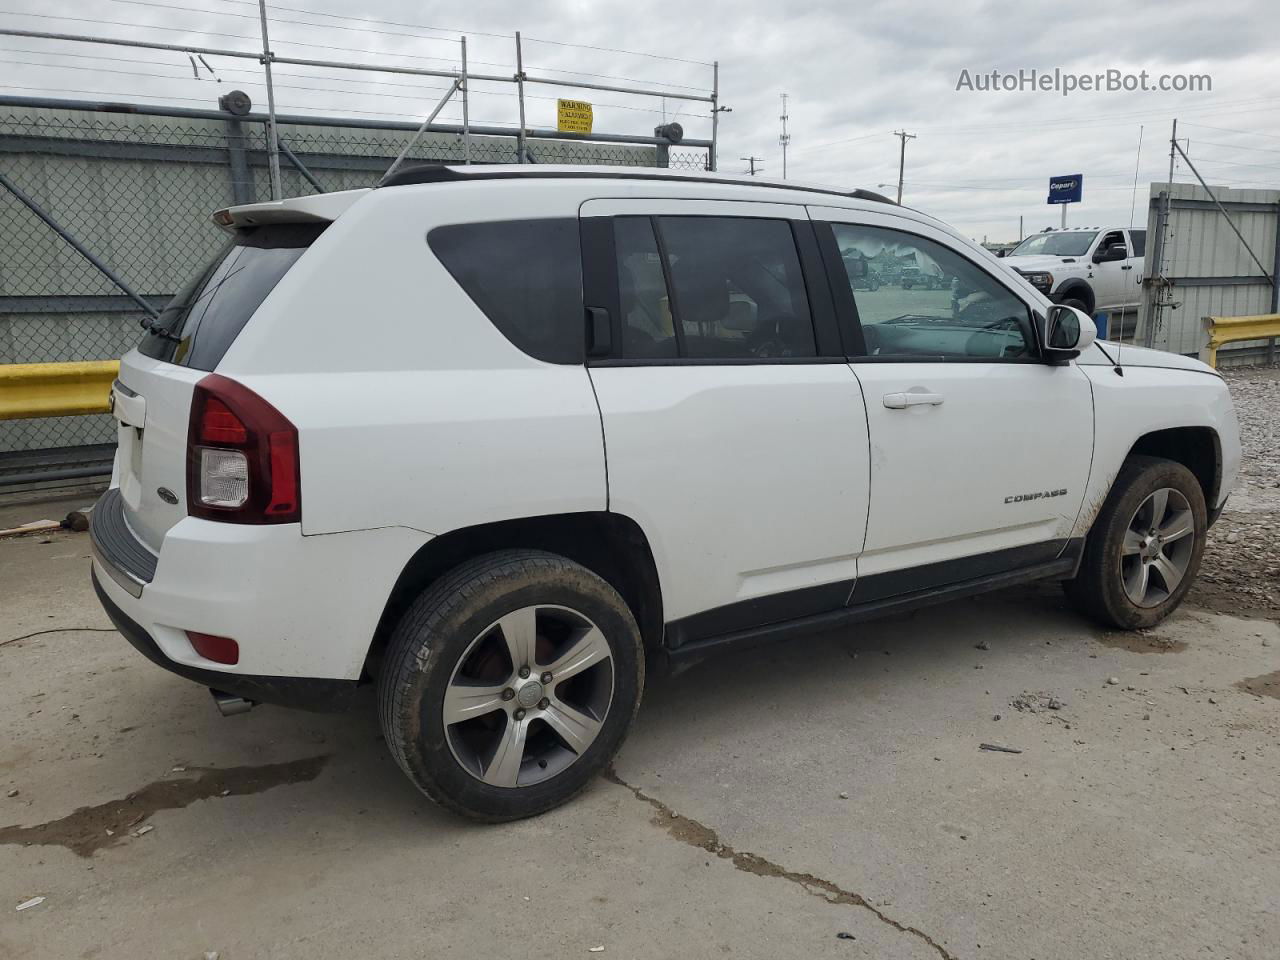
[{"x1": 211, "y1": 189, "x2": 370, "y2": 232}]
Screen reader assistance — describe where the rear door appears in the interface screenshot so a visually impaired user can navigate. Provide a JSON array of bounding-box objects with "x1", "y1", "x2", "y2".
[
  {"x1": 580, "y1": 198, "x2": 870, "y2": 646},
  {"x1": 810, "y1": 206, "x2": 1094, "y2": 593},
  {"x1": 113, "y1": 223, "x2": 322, "y2": 551}
]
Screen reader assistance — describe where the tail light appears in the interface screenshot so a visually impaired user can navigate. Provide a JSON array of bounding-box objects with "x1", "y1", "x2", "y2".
[{"x1": 187, "y1": 374, "x2": 300, "y2": 524}]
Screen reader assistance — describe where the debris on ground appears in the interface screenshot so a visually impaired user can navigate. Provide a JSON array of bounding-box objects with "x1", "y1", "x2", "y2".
[
  {"x1": 975, "y1": 640, "x2": 990, "y2": 650},
  {"x1": 1010, "y1": 692, "x2": 1064, "y2": 713},
  {"x1": 132, "y1": 825, "x2": 154, "y2": 837},
  {"x1": 15, "y1": 896, "x2": 45, "y2": 911},
  {"x1": 836, "y1": 931, "x2": 857, "y2": 940},
  {"x1": 838, "y1": 791, "x2": 849, "y2": 799},
  {"x1": 588, "y1": 947, "x2": 605, "y2": 954},
  {"x1": 979, "y1": 743, "x2": 1023, "y2": 754},
  {"x1": 5, "y1": 788, "x2": 17, "y2": 798},
  {"x1": 62, "y1": 508, "x2": 92, "y2": 532},
  {"x1": 1187, "y1": 365, "x2": 1280, "y2": 620},
  {"x1": 1107, "y1": 677, "x2": 1120, "y2": 685}
]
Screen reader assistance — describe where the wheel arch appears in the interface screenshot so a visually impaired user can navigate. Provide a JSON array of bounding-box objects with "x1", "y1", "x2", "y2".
[
  {"x1": 1125, "y1": 426, "x2": 1222, "y2": 512},
  {"x1": 365, "y1": 512, "x2": 664, "y2": 679},
  {"x1": 1055, "y1": 279, "x2": 1095, "y2": 313}
]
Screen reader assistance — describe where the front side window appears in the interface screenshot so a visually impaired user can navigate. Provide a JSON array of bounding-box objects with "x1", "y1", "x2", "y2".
[
  {"x1": 831, "y1": 223, "x2": 1034, "y2": 360},
  {"x1": 429, "y1": 218, "x2": 584, "y2": 364},
  {"x1": 612, "y1": 216, "x2": 817, "y2": 360}
]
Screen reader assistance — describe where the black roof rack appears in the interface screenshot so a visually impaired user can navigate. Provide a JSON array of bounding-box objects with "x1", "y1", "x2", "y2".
[{"x1": 377, "y1": 163, "x2": 896, "y2": 205}]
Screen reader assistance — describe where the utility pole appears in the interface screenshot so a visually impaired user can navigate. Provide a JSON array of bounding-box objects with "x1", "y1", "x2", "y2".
[
  {"x1": 741, "y1": 156, "x2": 764, "y2": 176},
  {"x1": 779, "y1": 93, "x2": 790, "y2": 179},
  {"x1": 893, "y1": 129, "x2": 915, "y2": 205}
]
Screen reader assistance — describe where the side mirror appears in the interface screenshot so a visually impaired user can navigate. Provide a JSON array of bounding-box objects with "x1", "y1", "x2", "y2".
[
  {"x1": 1092, "y1": 245, "x2": 1127, "y2": 263},
  {"x1": 1042, "y1": 303, "x2": 1096, "y2": 359}
]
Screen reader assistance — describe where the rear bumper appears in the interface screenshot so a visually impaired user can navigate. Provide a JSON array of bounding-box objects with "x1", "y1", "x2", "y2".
[
  {"x1": 88, "y1": 486, "x2": 431, "y2": 683},
  {"x1": 93, "y1": 569, "x2": 358, "y2": 711}
]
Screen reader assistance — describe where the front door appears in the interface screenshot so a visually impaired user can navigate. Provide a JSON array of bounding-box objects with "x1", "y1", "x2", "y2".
[
  {"x1": 812, "y1": 206, "x2": 1094, "y2": 596},
  {"x1": 581, "y1": 198, "x2": 870, "y2": 644},
  {"x1": 1091, "y1": 229, "x2": 1131, "y2": 311}
]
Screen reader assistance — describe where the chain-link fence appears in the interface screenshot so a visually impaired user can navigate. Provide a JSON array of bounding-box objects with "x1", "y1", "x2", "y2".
[{"x1": 0, "y1": 99, "x2": 709, "y2": 486}]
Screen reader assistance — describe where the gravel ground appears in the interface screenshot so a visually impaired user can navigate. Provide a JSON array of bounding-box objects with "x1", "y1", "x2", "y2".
[{"x1": 1187, "y1": 364, "x2": 1280, "y2": 620}]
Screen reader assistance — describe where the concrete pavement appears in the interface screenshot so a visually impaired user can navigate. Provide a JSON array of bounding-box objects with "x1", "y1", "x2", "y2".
[{"x1": 2, "y1": 527, "x2": 1278, "y2": 959}]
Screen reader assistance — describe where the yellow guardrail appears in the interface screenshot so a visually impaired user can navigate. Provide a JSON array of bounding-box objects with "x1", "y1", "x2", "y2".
[
  {"x1": 1200, "y1": 314, "x2": 1280, "y2": 368},
  {"x1": 0, "y1": 360, "x2": 120, "y2": 420}
]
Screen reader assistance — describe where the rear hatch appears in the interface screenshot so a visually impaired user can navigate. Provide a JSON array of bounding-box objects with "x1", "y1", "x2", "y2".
[{"x1": 111, "y1": 192, "x2": 362, "y2": 553}]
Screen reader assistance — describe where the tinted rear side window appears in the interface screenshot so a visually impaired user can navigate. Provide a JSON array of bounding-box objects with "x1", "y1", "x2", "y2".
[
  {"x1": 428, "y1": 219, "x2": 584, "y2": 364},
  {"x1": 139, "y1": 223, "x2": 322, "y2": 371},
  {"x1": 1130, "y1": 230, "x2": 1146, "y2": 257}
]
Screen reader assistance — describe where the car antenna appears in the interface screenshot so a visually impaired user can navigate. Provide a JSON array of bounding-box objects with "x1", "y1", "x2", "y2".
[{"x1": 1117, "y1": 124, "x2": 1145, "y2": 377}]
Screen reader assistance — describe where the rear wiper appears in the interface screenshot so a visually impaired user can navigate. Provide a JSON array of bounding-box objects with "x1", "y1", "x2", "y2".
[{"x1": 139, "y1": 316, "x2": 183, "y2": 342}]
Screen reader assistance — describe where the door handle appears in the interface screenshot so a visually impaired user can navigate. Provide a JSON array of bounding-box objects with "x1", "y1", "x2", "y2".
[
  {"x1": 883, "y1": 392, "x2": 944, "y2": 409},
  {"x1": 1121, "y1": 264, "x2": 1133, "y2": 270}
]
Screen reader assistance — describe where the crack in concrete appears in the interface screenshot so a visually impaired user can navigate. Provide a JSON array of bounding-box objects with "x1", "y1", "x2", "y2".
[{"x1": 605, "y1": 769, "x2": 958, "y2": 960}]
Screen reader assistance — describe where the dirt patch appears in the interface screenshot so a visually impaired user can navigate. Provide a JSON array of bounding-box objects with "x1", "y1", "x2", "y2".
[
  {"x1": 0, "y1": 754, "x2": 329, "y2": 857},
  {"x1": 1236, "y1": 670, "x2": 1280, "y2": 701},
  {"x1": 604, "y1": 768, "x2": 958, "y2": 960},
  {"x1": 1092, "y1": 630, "x2": 1187, "y2": 654}
]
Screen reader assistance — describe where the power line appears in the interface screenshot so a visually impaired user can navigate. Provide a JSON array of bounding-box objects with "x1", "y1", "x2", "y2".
[
  {"x1": 209, "y1": 0, "x2": 712, "y2": 66},
  {"x1": 1181, "y1": 138, "x2": 1280, "y2": 156},
  {"x1": 741, "y1": 156, "x2": 764, "y2": 176},
  {"x1": 1178, "y1": 121, "x2": 1280, "y2": 142}
]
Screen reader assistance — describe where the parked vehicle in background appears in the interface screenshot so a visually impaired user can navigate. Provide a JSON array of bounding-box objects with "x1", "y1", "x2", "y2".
[
  {"x1": 900, "y1": 265, "x2": 947, "y2": 290},
  {"x1": 842, "y1": 253, "x2": 882, "y2": 290},
  {"x1": 90, "y1": 166, "x2": 1239, "y2": 822},
  {"x1": 1004, "y1": 227, "x2": 1146, "y2": 316}
]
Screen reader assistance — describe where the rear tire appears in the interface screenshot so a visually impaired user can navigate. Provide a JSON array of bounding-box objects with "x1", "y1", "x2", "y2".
[
  {"x1": 1061, "y1": 296, "x2": 1090, "y2": 315},
  {"x1": 378, "y1": 549, "x2": 644, "y2": 822},
  {"x1": 1065, "y1": 456, "x2": 1206, "y2": 629}
]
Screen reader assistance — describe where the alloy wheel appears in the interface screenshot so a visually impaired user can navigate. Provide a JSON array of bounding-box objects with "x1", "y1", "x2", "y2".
[
  {"x1": 443, "y1": 604, "x2": 615, "y2": 788},
  {"x1": 1119, "y1": 487, "x2": 1196, "y2": 608}
]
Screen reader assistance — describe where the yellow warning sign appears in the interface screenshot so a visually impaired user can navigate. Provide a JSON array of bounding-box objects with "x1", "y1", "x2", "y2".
[{"x1": 557, "y1": 99, "x2": 593, "y2": 134}]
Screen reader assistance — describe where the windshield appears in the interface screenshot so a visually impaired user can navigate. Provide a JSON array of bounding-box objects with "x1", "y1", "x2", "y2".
[
  {"x1": 1009, "y1": 231, "x2": 1098, "y2": 258},
  {"x1": 138, "y1": 223, "x2": 324, "y2": 370}
]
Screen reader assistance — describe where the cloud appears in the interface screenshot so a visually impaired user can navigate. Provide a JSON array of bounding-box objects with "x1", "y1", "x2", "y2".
[{"x1": 2, "y1": 0, "x2": 1278, "y2": 238}]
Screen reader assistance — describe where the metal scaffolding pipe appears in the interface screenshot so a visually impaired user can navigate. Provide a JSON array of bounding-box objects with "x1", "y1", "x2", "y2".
[
  {"x1": 0, "y1": 27, "x2": 714, "y2": 101},
  {"x1": 0, "y1": 95, "x2": 711, "y2": 147},
  {"x1": 0, "y1": 171, "x2": 159, "y2": 320},
  {"x1": 256, "y1": 0, "x2": 282, "y2": 199}
]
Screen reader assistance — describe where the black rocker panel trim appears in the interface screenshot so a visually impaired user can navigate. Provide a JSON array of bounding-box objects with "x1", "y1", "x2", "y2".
[{"x1": 664, "y1": 538, "x2": 1082, "y2": 651}]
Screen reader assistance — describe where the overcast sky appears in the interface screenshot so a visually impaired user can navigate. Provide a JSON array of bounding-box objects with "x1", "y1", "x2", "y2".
[{"x1": 3, "y1": 0, "x2": 1278, "y2": 240}]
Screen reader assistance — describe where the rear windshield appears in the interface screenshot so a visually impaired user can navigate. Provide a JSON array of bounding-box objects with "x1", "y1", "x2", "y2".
[{"x1": 138, "y1": 223, "x2": 324, "y2": 370}]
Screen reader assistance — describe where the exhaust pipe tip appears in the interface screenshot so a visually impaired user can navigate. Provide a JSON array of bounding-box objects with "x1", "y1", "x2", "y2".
[{"x1": 210, "y1": 688, "x2": 256, "y2": 717}]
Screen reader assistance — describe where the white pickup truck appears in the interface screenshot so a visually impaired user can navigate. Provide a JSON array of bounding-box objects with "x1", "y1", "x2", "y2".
[{"x1": 1004, "y1": 227, "x2": 1145, "y2": 315}]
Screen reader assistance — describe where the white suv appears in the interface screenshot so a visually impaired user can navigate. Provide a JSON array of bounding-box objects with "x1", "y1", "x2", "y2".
[
  {"x1": 91, "y1": 166, "x2": 1239, "y2": 821},
  {"x1": 1003, "y1": 226, "x2": 1146, "y2": 315}
]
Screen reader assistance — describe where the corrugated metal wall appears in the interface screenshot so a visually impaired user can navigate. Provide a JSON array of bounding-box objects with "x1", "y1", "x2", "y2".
[{"x1": 1139, "y1": 182, "x2": 1279, "y2": 361}]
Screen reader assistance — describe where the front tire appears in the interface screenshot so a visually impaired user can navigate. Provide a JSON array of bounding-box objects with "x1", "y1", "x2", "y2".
[
  {"x1": 378, "y1": 550, "x2": 644, "y2": 821},
  {"x1": 1065, "y1": 456, "x2": 1206, "y2": 629}
]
